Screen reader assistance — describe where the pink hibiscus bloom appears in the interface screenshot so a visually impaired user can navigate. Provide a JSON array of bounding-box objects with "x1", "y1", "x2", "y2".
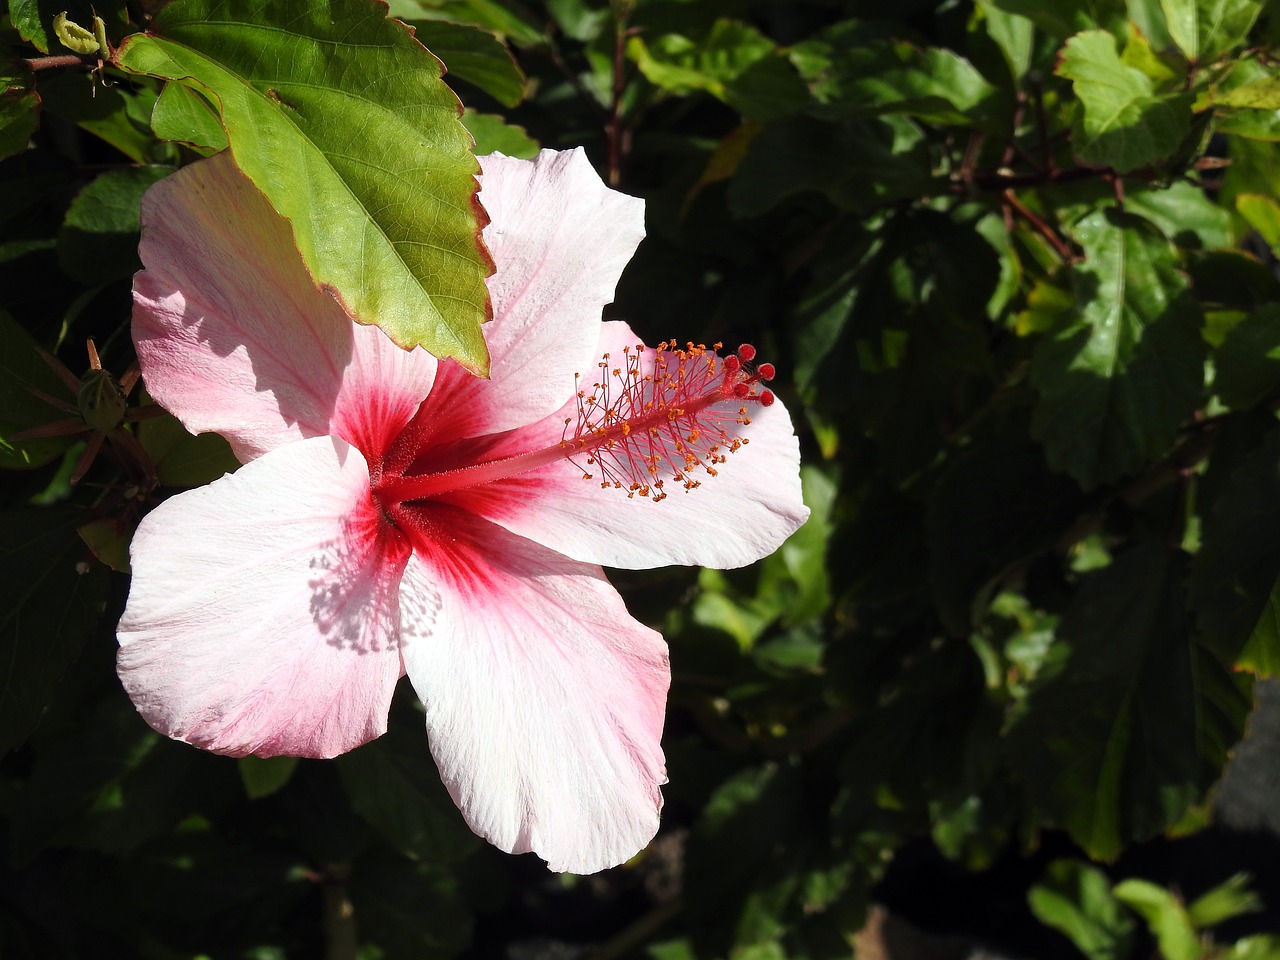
[{"x1": 117, "y1": 148, "x2": 808, "y2": 873}]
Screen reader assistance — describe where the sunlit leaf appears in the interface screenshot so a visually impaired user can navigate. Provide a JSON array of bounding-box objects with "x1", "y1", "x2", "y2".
[
  {"x1": 115, "y1": 0, "x2": 494, "y2": 374},
  {"x1": 1160, "y1": 0, "x2": 1261, "y2": 62},
  {"x1": 1028, "y1": 859, "x2": 1135, "y2": 960},
  {"x1": 1057, "y1": 30, "x2": 1193, "y2": 172}
]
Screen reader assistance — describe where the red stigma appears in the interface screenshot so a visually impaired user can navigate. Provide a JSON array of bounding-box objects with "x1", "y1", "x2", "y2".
[
  {"x1": 736, "y1": 343, "x2": 757, "y2": 363},
  {"x1": 757, "y1": 362, "x2": 775, "y2": 381}
]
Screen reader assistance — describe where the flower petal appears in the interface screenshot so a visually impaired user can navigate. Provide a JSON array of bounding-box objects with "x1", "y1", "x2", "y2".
[
  {"x1": 117, "y1": 436, "x2": 409, "y2": 758},
  {"x1": 395, "y1": 505, "x2": 668, "y2": 874},
  {"x1": 133, "y1": 152, "x2": 437, "y2": 463},
  {"x1": 413, "y1": 149, "x2": 646, "y2": 447},
  {"x1": 445, "y1": 322, "x2": 811, "y2": 569}
]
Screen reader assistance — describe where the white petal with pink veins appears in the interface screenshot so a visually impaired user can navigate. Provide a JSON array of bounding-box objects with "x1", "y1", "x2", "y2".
[
  {"x1": 415, "y1": 149, "x2": 646, "y2": 447},
  {"x1": 395, "y1": 506, "x2": 669, "y2": 874},
  {"x1": 117, "y1": 436, "x2": 408, "y2": 759},
  {"x1": 133, "y1": 152, "x2": 437, "y2": 463}
]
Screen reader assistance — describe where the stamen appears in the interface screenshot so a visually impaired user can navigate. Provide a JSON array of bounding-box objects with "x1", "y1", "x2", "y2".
[
  {"x1": 375, "y1": 341, "x2": 778, "y2": 506},
  {"x1": 560, "y1": 340, "x2": 777, "y2": 501}
]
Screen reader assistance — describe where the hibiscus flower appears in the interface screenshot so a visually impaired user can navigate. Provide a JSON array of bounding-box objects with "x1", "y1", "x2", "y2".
[{"x1": 117, "y1": 148, "x2": 808, "y2": 874}]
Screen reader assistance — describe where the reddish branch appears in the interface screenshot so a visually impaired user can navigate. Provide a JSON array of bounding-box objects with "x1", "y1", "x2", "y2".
[{"x1": 22, "y1": 54, "x2": 95, "y2": 72}]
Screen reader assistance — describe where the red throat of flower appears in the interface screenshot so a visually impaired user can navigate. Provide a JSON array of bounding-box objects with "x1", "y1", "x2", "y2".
[{"x1": 376, "y1": 342, "x2": 776, "y2": 506}]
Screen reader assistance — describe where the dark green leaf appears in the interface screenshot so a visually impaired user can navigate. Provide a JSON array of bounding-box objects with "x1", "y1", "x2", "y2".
[
  {"x1": 0, "y1": 312, "x2": 78, "y2": 470},
  {"x1": 37, "y1": 72, "x2": 161, "y2": 164},
  {"x1": 0, "y1": 60, "x2": 39, "y2": 161},
  {"x1": 335, "y1": 720, "x2": 478, "y2": 863},
  {"x1": 115, "y1": 0, "x2": 493, "y2": 374},
  {"x1": 58, "y1": 166, "x2": 173, "y2": 284},
  {"x1": 927, "y1": 437, "x2": 1080, "y2": 634},
  {"x1": 1030, "y1": 209, "x2": 1205, "y2": 489},
  {"x1": 1057, "y1": 30, "x2": 1193, "y2": 172},
  {"x1": 793, "y1": 36, "x2": 1000, "y2": 128},
  {"x1": 349, "y1": 854, "x2": 473, "y2": 958},
  {"x1": 1161, "y1": 0, "x2": 1261, "y2": 62},
  {"x1": 728, "y1": 116, "x2": 929, "y2": 218},
  {"x1": 1006, "y1": 545, "x2": 1246, "y2": 859},
  {"x1": 0, "y1": 505, "x2": 109, "y2": 755},
  {"x1": 1188, "y1": 426, "x2": 1280, "y2": 676},
  {"x1": 138, "y1": 409, "x2": 240, "y2": 487},
  {"x1": 237, "y1": 755, "x2": 299, "y2": 799},
  {"x1": 1214, "y1": 303, "x2": 1280, "y2": 409},
  {"x1": 1028, "y1": 859, "x2": 1135, "y2": 960},
  {"x1": 387, "y1": 0, "x2": 547, "y2": 48},
  {"x1": 986, "y1": 0, "x2": 1127, "y2": 38},
  {"x1": 412, "y1": 19, "x2": 525, "y2": 107}
]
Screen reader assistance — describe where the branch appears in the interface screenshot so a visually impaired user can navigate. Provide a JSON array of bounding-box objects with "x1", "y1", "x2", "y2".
[{"x1": 22, "y1": 54, "x2": 95, "y2": 72}]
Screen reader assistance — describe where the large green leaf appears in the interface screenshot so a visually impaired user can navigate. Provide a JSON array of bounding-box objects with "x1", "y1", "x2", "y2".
[
  {"x1": 58, "y1": 165, "x2": 173, "y2": 284},
  {"x1": 1057, "y1": 30, "x2": 1193, "y2": 172},
  {"x1": 1160, "y1": 0, "x2": 1261, "y2": 62},
  {"x1": 986, "y1": 0, "x2": 1127, "y2": 38},
  {"x1": 0, "y1": 506, "x2": 110, "y2": 755},
  {"x1": 115, "y1": 0, "x2": 493, "y2": 374},
  {"x1": 1030, "y1": 209, "x2": 1205, "y2": 489},
  {"x1": 1188, "y1": 426, "x2": 1280, "y2": 676},
  {"x1": 1006, "y1": 545, "x2": 1248, "y2": 859}
]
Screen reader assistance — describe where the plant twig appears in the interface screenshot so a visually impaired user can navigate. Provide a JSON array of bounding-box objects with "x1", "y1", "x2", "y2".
[{"x1": 22, "y1": 54, "x2": 95, "y2": 72}]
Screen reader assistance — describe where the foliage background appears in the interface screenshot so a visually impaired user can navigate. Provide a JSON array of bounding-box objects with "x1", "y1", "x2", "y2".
[{"x1": 4, "y1": 0, "x2": 1280, "y2": 957}]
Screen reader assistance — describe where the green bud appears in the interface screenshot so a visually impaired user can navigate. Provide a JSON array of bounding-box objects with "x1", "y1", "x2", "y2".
[
  {"x1": 78, "y1": 368, "x2": 126, "y2": 433},
  {"x1": 53, "y1": 11, "x2": 100, "y2": 55}
]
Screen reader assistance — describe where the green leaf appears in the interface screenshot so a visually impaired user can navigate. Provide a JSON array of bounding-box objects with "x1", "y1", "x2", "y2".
[
  {"x1": 238, "y1": 755, "x2": 300, "y2": 799},
  {"x1": 58, "y1": 166, "x2": 173, "y2": 284},
  {"x1": 1030, "y1": 209, "x2": 1205, "y2": 489},
  {"x1": 1027, "y1": 859, "x2": 1135, "y2": 960},
  {"x1": 1122, "y1": 181, "x2": 1232, "y2": 249},
  {"x1": 626, "y1": 19, "x2": 775, "y2": 102},
  {"x1": 728, "y1": 116, "x2": 929, "y2": 217},
  {"x1": 460, "y1": 108, "x2": 538, "y2": 159},
  {"x1": 1214, "y1": 74, "x2": 1280, "y2": 110},
  {"x1": 387, "y1": 0, "x2": 547, "y2": 48},
  {"x1": 37, "y1": 73, "x2": 160, "y2": 164},
  {"x1": 1006, "y1": 545, "x2": 1246, "y2": 859},
  {"x1": 115, "y1": 0, "x2": 493, "y2": 374},
  {"x1": 793, "y1": 36, "x2": 1000, "y2": 128},
  {"x1": 1112, "y1": 879, "x2": 1200, "y2": 960},
  {"x1": 0, "y1": 312, "x2": 78, "y2": 470},
  {"x1": 1186, "y1": 873, "x2": 1261, "y2": 928},
  {"x1": 1160, "y1": 0, "x2": 1261, "y2": 62},
  {"x1": 0, "y1": 506, "x2": 109, "y2": 755},
  {"x1": 1057, "y1": 30, "x2": 1193, "y2": 172},
  {"x1": 1236, "y1": 192, "x2": 1280, "y2": 250},
  {"x1": 927, "y1": 437, "x2": 1081, "y2": 634},
  {"x1": 150, "y1": 82, "x2": 228, "y2": 155},
  {"x1": 1213, "y1": 303, "x2": 1280, "y2": 409},
  {"x1": 986, "y1": 0, "x2": 1127, "y2": 38},
  {"x1": 411, "y1": 19, "x2": 525, "y2": 107},
  {"x1": 0, "y1": 60, "x2": 39, "y2": 161},
  {"x1": 138, "y1": 409, "x2": 240, "y2": 486},
  {"x1": 335, "y1": 721, "x2": 477, "y2": 863},
  {"x1": 1188, "y1": 426, "x2": 1280, "y2": 676}
]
